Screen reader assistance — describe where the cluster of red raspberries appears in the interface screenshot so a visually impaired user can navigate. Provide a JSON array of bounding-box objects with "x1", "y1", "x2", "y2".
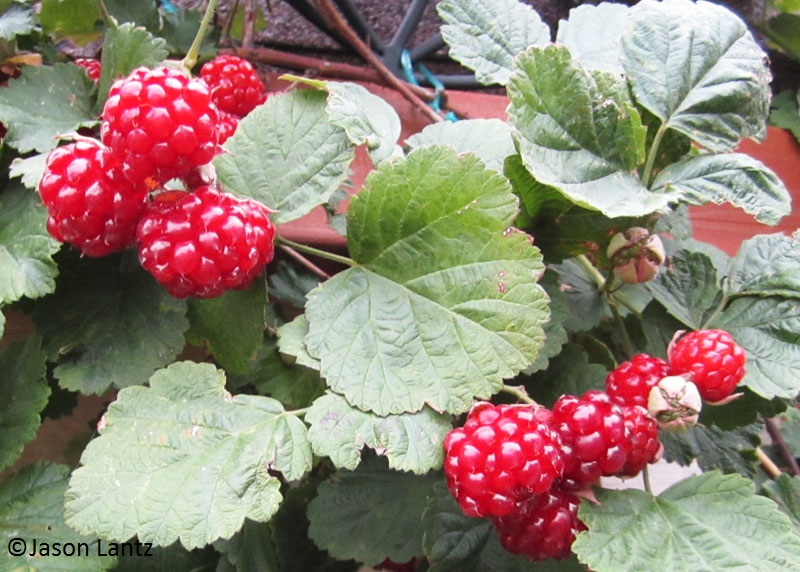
[
  {"x1": 444, "y1": 328, "x2": 746, "y2": 561},
  {"x1": 39, "y1": 55, "x2": 273, "y2": 299}
]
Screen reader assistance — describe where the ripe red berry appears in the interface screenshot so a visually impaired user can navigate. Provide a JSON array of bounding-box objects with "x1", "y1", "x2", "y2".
[
  {"x1": 136, "y1": 185, "x2": 275, "y2": 298},
  {"x1": 443, "y1": 402, "x2": 564, "y2": 518},
  {"x1": 552, "y1": 390, "x2": 630, "y2": 489},
  {"x1": 493, "y1": 489, "x2": 586, "y2": 561},
  {"x1": 668, "y1": 329, "x2": 746, "y2": 402},
  {"x1": 618, "y1": 405, "x2": 661, "y2": 477},
  {"x1": 200, "y1": 55, "x2": 266, "y2": 117},
  {"x1": 217, "y1": 110, "x2": 239, "y2": 144},
  {"x1": 101, "y1": 66, "x2": 220, "y2": 186},
  {"x1": 38, "y1": 139, "x2": 147, "y2": 257},
  {"x1": 606, "y1": 354, "x2": 672, "y2": 408},
  {"x1": 74, "y1": 58, "x2": 101, "y2": 82}
]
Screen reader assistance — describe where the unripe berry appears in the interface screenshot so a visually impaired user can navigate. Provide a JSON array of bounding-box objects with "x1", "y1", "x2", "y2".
[{"x1": 607, "y1": 227, "x2": 665, "y2": 284}]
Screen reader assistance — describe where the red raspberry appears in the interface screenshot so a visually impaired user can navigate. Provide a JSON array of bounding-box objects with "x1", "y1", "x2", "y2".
[
  {"x1": 552, "y1": 390, "x2": 630, "y2": 489},
  {"x1": 136, "y1": 185, "x2": 275, "y2": 298},
  {"x1": 493, "y1": 489, "x2": 586, "y2": 561},
  {"x1": 618, "y1": 405, "x2": 661, "y2": 477},
  {"x1": 101, "y1": 66, "x2": 220, "y2": 186},
  {"x1": 443, "y1": 402, "x2": 564, "y2": 518},
  {"x1": 606, "y1": 354, "x2": 672, "y2": 408},
  {"x1": 668, "y1": 329, "x2": 746, "y2": 402},
  {"x1": 74, "y1": 58, "x2": 101, "y2": 82},
  {"x1": 217, "y1": 110, "x2": 239, "y2": 144},
  {"x1": 200, "y1": 55, "x2": 266, "y2": 117},
  {"x1": 38, "y1": 140, "x2": 147, "y2": 257}
]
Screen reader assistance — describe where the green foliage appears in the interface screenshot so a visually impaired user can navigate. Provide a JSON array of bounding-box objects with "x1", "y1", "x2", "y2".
[
  {"x1": 305, "y1": 146, "x2": 549, "y2": 415},
  {"x1": 64, "y1": 362, "x2": 312, "y2": 549},
  {"x1": 554, "y1": 3, "x2": 630, "y2": 74},
  {"x1": 0, "y1": 462, "x2": 116, "y2": 571},
  {"x1": 574, "y1": 472, "x2": 800, "y2": 571},
  {"x1": 0, "y1": 336, "x2": 49, "y2": 471},
  {"x1": 0, "y1": 2, "x2": 34, "y2": 41},
  {"x1": 660, "y1": 422, "x2": 762, "y2": 477}
]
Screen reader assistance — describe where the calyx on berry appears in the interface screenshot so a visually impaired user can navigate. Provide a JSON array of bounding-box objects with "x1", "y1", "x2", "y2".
[
  {"x1": 607, "y1": 227, "x2": 665, "y2": 284},
  {"x1": 647, "y1": 375, "x2": 702, "y2": 432}
]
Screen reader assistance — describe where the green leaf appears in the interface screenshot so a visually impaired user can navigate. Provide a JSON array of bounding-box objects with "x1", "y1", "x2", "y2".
[
  {"x1": 405, "y1": 119, "x2": 516, "y2": 172},
  {"x1": 503, "y1": 153, "x2": 569, "y2": 221},
  {"x1": 550, "y1": 257, "x2": 607, "y2": 332},
  {"x1": 555, "y1": 3, "x2": 631, "y2": 74},
  {"x1": 621, "y1": 0, "x2": 771, "y2": 152},
  {"x1": 0, "y1": 2, "x2": 34, "y2": 40},
  {"x1": 507, "y1": 45, "x2": 671, "y2": 218},
  {"x1": 307, "y1": 457, "x2": 437, "y2": 566},
  {"x1": 573, "y1": 472, "x2": 800, "y2": 571},
  {"x1": 187, "y1": 279, "x2": 266, "y2": 374},
  {"x1": 160, "y1": 6, "x2": 217, "y2": 59},
  {"x1": 214, "y1": 520, "x2": 280, "y2": 572},
  {"x1": 306, "y1": 392, "x2": 451, "y2": 474},
  {"x1": 114, "y1": 542, "x2": 219, "y2": 572},
  {"x1": 9, "y1": 152, "x2": 48, "y2": 189},
  {"x1": 711, "y1": 296, "x2": 800, "y2": 399},
  {"x1": 33, "y1": 256, "x2": 188, "y2": 394},
  {"x1": 103, "y1": 0, "x2": 160, "y2": 30},
  {"x1": 762, "y1": 474, "x2": 800, "y2": 527},
  {"x1": 770, "y1": 408, "x2": 800, "y2": 458},
  {"x1": 215, "y1": 89, "x2": 355, "y2": 225},
  {"x1": 651, "y1": 153, "x2": 791, "y2": 225},
  {"x1": 769, "y1": 89, "x2": 800, "y2": 140},
  {"x1": 0, "y1": 185, "x2": 61, "y2": 305},
  {"x1": 39, "y1": 0, "x2": 101, "y2": 44},
  {"x1": 64, "y1": 361, "x2": 312, "y2": 549},
  {"x1": 0, "y1": 462, "x2": 116, "y2": 571},
  {"x1": 660, "y1": 422, "x2": 762, "y2": 477},
  {"x1": 0, "y1": 336, "x2": 49, "y2": 471},
  {"x1": 762, "y1": 13, "x2": 800, "y2": 62},
  {"x1": 647, "y1": 250, "x2": 722, "y2": 329},
  {"x1": 0, "y1": 64, "x2": 98, "y2": 153},
  {"x1": 96, "y1": 22, "x2": 170, "y2": 110},
  {"x1": 727, "y1": 233, "x2": 800, "y2": 297},
  {"x1": 524, "y1": 271, "x2": 568, "y2": 373},
  {"x1": 326, "y1": 81, "x2": 402, "y2": 165},
  {"x1": 267, "y1": 260, "x2": 320, "y2": 309},
  {"x1": 437, "y1": 0, "x2": 550, "y2": 85},
  {"x1": 277, "y1": 315, "x2": 320, "y2": 371},
  {"x1": 523, "y1": 343, "x2": 606, "y2": 409},
  {"x1": 305, "y1": 146, "x2": 549, "y2": 415}
]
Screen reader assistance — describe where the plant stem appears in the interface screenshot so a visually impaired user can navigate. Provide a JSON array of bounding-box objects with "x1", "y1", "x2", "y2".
[
  {"x1": 764, "y1": 417, "x2": 800, "y2": 476},
  {"x1": 641, "y1": 122, "x2": 668, "y2": 187},
  {"x1": 576, "y1": 254, "x2": 606, "y2": 290},
  {"x1": 276, "y1": 235, "x2": 356, "y2": 267},
  {"x1": 610, "y1": 301, "x2": 636, "y2": 358},
  {"x1": 642, "y1": 465, "x2": 653, "y2": 494},
  {"x1": 278, "y1": 244, "x2": 332, "y2": 280},
  {"x1": 182, "y1": 0, "x2": 219, "y2": 71},
  {"x1": 499, "y1": 384, "x2": 538, "y2": 405},
  {"x1": 756, "y1": 447, "x2": 783, "y2": 478},
  {"x1": 287, "y1": 407, "x2": 310, "y2": 417},
  {"x1": 95, "y1": 0, "x2": 117, "y2": 29}
]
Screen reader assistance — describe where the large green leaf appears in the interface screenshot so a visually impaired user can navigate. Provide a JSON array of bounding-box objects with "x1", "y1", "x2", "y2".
[
  {"x1": 306, "y1": 457, "x2": 438, "y2": 566},
  {"x1": 726, "y1": 233, "x2": 800, "y2": 298},
  {"x1": 555, "y1": 3, "x2": 631, "y2": 74},
  {"x1": 405, "y1": 119, "x2": 516, "y2": 172},
  {"x1": 0, "y1": 64, "x2": 98, "y2": 153},
  {"x1": 96, "y1": 22, "x2": 170, "y2": 110},
  {"x1": 305, "y1": 146, "x2": 550, "y2": 415},
  {"x1": 215, "y1": 89, "x2": 355, "y2": 225},
  {"x1": 0, "y1": 2, "x2": 34, "y2": 40},
  {"x1": 647, "y1": 249, "x2": 722, "y2": 329},
  {"x1": 651, "y1": 153, "x2": 791, "y2": 226},
  {"x1": 186, "y1": 279, "x2": 267, "y2": 374},
  {"x1": 0, "y1": 462, "x2": 115, "y2": 571},
  {"x1": 711, "y1": 296, "x2": 800, "y2": 399},
  {"x1": 0, "y1": 336, "x2": 49, "y2": 472},
  {"x1": 326, "y1": 81, "x2": 402, "y2": 165},
  {"x1": 39, "y1": 0, "x2": 100, "y2": 44},
  {"x1": 306, "y1": 392, "x2": 451, "y2": 473},
  {"x1": 660, "y1": 422, "x2": 762, "y2": 477},
  {"x1": 762, "y1": 474, "x2": 800, "y2": 527},
  {"x1": 621, "y1": 0, "x2": 771, "y2": 152},
  {"x1": 0, "y1": 185, "x2": 61, "y2": 305},
  {"x1": 33, "y1": 258, "x2": 188, "y2": 394},
  {"x1": 64, "y1": 362, "x2": 312, "y2": 550},
  {"x1": 574, "y1": 472, "x2": 800, "y2": 571},
  {"x1": 769, "y1": 89, "x2": 800, "y2": 141},
  {"x1": 507, "y1": 45, "x2": 672, "y2": 218},
  {"x1": 437, "y1": 0, "x2": 550, "y2": 86}
]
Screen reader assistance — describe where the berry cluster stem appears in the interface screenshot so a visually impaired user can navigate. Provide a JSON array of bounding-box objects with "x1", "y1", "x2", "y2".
[
  {"x1": 499, "y1": 384, "x2": 538, "y2": 405},
  {"x1": 182, "y1": 0, "x2": 219, "y2": 72},
  {"x1": 276, "y1": 235, "x2": 356, "y2": 267}
]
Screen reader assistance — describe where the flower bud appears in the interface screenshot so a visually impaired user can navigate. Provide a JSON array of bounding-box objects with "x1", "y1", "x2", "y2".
[
  {"x1": 607, "y1": 227, "x2": 665, "y2": 284},
  {"x1": 647, "y1": 375, "x2": 702, "y2": 432}
]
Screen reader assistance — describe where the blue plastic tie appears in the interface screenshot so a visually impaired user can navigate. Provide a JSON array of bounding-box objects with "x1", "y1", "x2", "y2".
[{"x1": 400, "y1": 49, "x2": 458, "y2": 121}]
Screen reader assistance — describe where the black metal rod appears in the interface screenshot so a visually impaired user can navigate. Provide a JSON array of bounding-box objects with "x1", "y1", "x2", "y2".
[{"x1": 333, "y1": 0, "x2": 386, "y2": 54}]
